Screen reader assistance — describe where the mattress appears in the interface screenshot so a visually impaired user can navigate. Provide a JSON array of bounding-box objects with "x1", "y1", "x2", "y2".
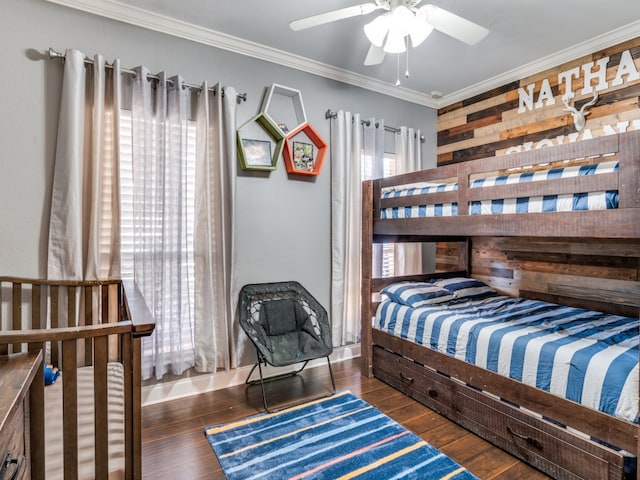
[
  {"x1": 380, "y1": 160, "x2": 619, "y2": 219},
  {"x1": 44, "y1": 362, "x2": 125, "y2": 479},
  {"x1": 375, "y1": 291, "x2": 638, "y2": 424}
]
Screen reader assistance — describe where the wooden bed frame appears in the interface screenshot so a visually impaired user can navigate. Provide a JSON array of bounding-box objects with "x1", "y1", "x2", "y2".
[
  {"x1": 361, "y1": 130, "x2": 640, "y2": 479},
  {"x1": 0, "y1": 278, "x2": 154, "y2": 480}
]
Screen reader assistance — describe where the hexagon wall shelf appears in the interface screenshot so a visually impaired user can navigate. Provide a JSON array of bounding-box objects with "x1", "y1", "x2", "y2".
[
  {"x1": 261, "y1": 83, "x2": 307, "y2": 136},
  {"x1": 237, "y1": 112, "x2": 285, "y2": 171},
  {"x1": 283, "y1": 122, "x2": 327, "y2": 177}
]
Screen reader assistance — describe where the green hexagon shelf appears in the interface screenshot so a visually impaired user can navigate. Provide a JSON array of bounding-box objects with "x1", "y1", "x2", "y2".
[
  {"x1": 283, "y1": 122, "x2": 327, "y2": 176},
  {"x1": 237, "y1": 112, "x2": 285, "y2": 171}
]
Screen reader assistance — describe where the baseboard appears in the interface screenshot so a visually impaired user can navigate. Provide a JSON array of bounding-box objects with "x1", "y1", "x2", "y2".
[{"x1": 141, "y1": 344, "x2": 361, "y2": 406}]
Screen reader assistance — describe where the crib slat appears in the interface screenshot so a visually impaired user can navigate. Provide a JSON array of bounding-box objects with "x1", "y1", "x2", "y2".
[
  {"x1": 62, "y1": 339, "x2": 78, "y2": 480},
  {"x1": 110, "y1": 283, "x2": 121, "y2": 362},
  {"x1": 32, "y1": 284, "x2": 42, "y2": 330},
  {"x1": 84, "y1": 285, "x2": 93, "y2": 366},
  {"x1": 102, "y1": 283, "x2": 110, "y2": 324},
  {"x1": 94, "y1": 335, "x2": 109, "y2": 478},
  {"x1": 68, "y1": 285, "x2": 76, "y2": 327},
  {"x1": 12, "y1": 282, "x2": 21, "y2": 353},
  {"x1": 51, "y1": 285, "x2": 59, "y2": 367}
]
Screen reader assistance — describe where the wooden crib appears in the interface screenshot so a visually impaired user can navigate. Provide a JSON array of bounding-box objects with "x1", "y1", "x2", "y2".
[{"x1": 0, "y1": 277, "x2": 154, "y2": 479}]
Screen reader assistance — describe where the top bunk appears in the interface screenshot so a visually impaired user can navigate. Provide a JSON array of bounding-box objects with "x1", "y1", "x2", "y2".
[{"x1": 363, "y1": 130, "x2": 640, "y2": 240}]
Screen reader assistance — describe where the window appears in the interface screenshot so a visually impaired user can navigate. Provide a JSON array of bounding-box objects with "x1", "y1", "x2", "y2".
[
  {"x1": 381, "y1": 153, "x2": 396, "y2": 277},
  {"x1": 119, "y1": 110, "x2": 198, "y2": 364},
  {"x1": 362, "y1": 151, "x2": 396, "y2": 277}
]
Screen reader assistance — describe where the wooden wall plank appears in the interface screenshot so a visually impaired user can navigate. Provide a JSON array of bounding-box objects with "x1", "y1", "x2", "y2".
[{"x1": 438, "y1": 39, "x2": 640, "y2": 163}]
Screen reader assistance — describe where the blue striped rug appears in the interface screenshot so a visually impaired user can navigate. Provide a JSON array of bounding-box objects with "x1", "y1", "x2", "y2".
[{"x1": 204, "y1": 390, "x2": 478, "y2": 479}]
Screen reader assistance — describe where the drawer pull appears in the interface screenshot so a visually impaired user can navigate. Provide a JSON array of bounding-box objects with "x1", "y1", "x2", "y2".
[
  {"x1": 0, "y1": 452, "x2": 21, "y2": 480},
  {"x1": 427, "y1": 389, "x2": 438, "y2": 398},
  {"x1": 507, "y1": 426, "x2": 543, "y2": 450},
  {"x1": 399, "y1": 372, "x2": 414, "y2": 383}
]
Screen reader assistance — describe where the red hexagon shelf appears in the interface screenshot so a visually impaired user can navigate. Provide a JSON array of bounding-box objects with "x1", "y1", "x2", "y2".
[{"x1": 282, "y1": 122, "x2": 327, "y2": 176}]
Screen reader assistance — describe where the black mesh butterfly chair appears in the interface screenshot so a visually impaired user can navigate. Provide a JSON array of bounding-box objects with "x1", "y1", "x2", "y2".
[{"x1": 239, "y1": 281, "x2": 335, "y2": 412}]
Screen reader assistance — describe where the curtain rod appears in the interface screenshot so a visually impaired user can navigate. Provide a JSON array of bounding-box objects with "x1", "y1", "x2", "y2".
[
  {"x1": 325, "y1": 109, "x2": 425, "y2": 143},
  {"x1": 48, "y1": 48, "x2": 248, "y2": 103}
]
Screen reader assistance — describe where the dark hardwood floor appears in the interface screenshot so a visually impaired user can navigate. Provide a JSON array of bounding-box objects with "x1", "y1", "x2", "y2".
[{"x1": 141, "y1": 357, "x2": 550, "y2": 479}]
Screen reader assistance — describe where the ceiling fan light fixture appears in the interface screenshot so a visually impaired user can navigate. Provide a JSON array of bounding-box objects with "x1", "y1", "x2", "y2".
[
  {"x1": 382, "y1": 6, "x2": 412, "y2": 54},
  {"x1": 387, "y1": 5, "x2": 412, "y2": 35},
  {"x1": 363, "y1": 14, "x2": 389, "y2": 47},
  {"x1": 409, "y1": 21, "x2": 433, "y2": 48},
  {"x1": 383, "y1": 27, "x2": 407, "y2": 53}
]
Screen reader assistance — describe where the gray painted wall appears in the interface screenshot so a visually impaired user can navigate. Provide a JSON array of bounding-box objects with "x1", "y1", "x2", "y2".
[{"x1": 0, "y1": 0, "x2": 436, "y2": 326}]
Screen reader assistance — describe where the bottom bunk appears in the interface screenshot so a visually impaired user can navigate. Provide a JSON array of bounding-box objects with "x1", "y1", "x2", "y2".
[
  {"x1": 0, "y1": 278, "x2": 155, "y2": 480},
  {"x1": 363, "y1": 274, "x2": 638, "y2": 480}
]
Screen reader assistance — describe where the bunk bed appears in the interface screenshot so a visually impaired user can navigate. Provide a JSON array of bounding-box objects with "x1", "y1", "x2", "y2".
[
  {"x1": 361, "y1": 130, "x2": 640, "y2": 480},
  {"x1": 0, "y1": 277, "x2": 155, "y2": 480}
]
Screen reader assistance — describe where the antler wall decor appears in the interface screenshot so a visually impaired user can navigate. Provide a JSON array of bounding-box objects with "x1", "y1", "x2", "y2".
[{"x1": 561, "y1": 91, "x2": 599, "y2": 132}]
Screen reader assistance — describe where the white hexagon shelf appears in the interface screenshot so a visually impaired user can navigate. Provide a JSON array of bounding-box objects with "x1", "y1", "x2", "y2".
[{"x1": 260, "y1": 83, "x2": 307, "y2": 136}]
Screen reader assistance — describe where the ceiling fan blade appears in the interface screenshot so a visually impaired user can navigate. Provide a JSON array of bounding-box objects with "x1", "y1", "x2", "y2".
[
  {"x1": 289, "y1": 3, "x2": 380, "y2": 31},
  {"x1": 420, "y1": 4, "x2": 488, "y2": 45},
  {"x1": 364, "y1": 44, "x2": 385, "y2": 65}
]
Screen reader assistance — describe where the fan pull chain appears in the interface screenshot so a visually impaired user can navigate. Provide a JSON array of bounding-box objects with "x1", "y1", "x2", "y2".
[
  {"x1": 395, "y1": 53, "x2": 401, "y2": 86},
  {"x1": 405, "y1": 37, "x2": 410, "y2": 78}
]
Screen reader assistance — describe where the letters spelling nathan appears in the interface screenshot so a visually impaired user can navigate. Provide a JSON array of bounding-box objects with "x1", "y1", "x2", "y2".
[{"x1": 517, "y1": 49, "x2": 639, "y2": 114}]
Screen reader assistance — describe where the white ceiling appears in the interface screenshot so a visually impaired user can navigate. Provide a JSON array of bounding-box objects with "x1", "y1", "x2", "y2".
[{"x1": 48, "y1": 0, "x2": 640, "y2": 108}]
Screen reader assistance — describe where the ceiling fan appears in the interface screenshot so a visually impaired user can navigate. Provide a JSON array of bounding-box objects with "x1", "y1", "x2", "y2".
[{"x1": 289, "y1": 0, "x2": 489, "y2": 66}]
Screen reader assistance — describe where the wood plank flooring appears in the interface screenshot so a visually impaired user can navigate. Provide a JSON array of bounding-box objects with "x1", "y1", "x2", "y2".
[{"x1": 141, "y1": 357, "x2": 550, "y2": 479}]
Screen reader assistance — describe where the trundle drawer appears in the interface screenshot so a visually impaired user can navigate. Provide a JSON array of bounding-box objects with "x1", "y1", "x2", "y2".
[
  {"x1": 372, "y1": 346, "x2": 626, "y2": 480},
  {"x1": 373, "y1": 346, "x2": 456, "y2": 418},
  {"x1": 454, "y1": 387, "x2": 623, "y2": 480}
]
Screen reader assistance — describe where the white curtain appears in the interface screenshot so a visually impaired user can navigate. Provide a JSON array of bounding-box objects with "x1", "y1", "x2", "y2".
[
  {"x1": 331, "y1": 112, "x2": 384, "y2": 347},
  {"x1": 394, "y1": 126, "x2": 423, "y2": 275},
  {"x1": 363, "y1": 119, "x2": 385, "y2": 279},
  {"x1": 131, "y1": 68, "x2": 195, "y2": 379},
  {"x1": 194, "y1": 84, "x2": 237, "y2": 372},
  {"x1": 48, "y1": 49, "x2": 121, "y2": 280}
]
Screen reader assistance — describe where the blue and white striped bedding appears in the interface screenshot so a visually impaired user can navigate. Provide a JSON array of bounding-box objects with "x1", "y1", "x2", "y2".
[
  {"x1": 380, "y1": 160, "x2": 619, "y2": 219},
  {"x1": 375, "y1": 294, "x2": 638, "y2": 424}
]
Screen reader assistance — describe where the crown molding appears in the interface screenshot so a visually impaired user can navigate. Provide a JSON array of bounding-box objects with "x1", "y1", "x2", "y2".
[
  {"x1": 45, "y1": 0, "x2": 438, "y2": 107},
  {"x1": 46, "y1": 0, "x2": 639, "y2": 110},
  {"x1": 439, "y1": 20, "x2": 640, "y2": 107}
]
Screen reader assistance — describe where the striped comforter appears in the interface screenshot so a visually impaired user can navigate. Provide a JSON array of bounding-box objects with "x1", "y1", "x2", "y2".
[
  {"x1": 375, "y1": 295, "x2": 639, "y2": 424},
  {"x1": 380, "y1": 160, "x2": 619, "y2": 219}
]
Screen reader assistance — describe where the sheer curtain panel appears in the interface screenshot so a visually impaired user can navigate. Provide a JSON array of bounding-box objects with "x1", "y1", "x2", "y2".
[
  {"x1": 194, "y1": 83, "x2": 237, "y2": 372},
  {"x1": 131, "y1": 68, "x2": 195, "y2": 380},
  {"x1": 394, "y1": 126, "x2": 423, "y2": 275},
  {"x1": 48, "y1": 49, "x2": 121, "y2": 280}
]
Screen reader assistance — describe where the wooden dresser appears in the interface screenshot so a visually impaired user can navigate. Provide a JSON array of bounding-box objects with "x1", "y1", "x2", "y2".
[{"x1": 0, "y1": 351, "x2": 42, "y2": 480}]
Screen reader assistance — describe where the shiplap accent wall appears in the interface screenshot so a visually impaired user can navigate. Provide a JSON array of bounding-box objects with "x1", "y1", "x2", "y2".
[{"x1": 435, "y1": 38, "x2": 640, "y2": 316}]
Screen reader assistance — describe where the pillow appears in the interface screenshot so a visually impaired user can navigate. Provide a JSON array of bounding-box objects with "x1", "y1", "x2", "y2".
[
  {"x1": 432, "y1": 277, "x2": 498, "y2": 300},
  {"x1": 381, "y1": 282, "x2": 455, "y2": 308}
]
